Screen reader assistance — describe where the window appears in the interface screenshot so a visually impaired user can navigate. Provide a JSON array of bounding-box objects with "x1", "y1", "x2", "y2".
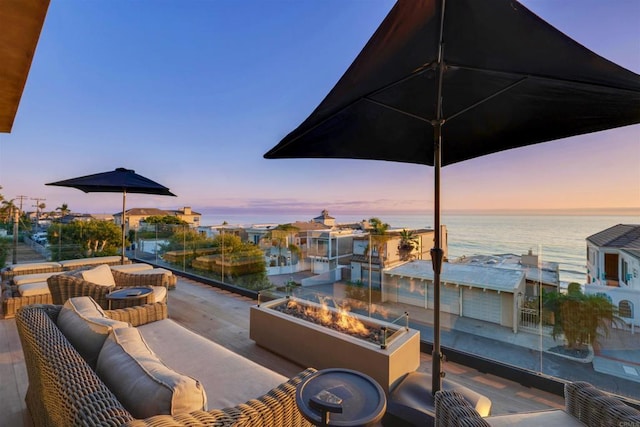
[
  {"x1": 619, "y1": 300, "x2": 633, "y2": 319},
  {"x1": 622, "y1": 259, "x2": 629, "y2": 283}
]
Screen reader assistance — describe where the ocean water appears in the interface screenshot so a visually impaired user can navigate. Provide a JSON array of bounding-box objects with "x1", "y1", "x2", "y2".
[{"x1": 199, "y1": 212, "x2": 639, "y2": 284}]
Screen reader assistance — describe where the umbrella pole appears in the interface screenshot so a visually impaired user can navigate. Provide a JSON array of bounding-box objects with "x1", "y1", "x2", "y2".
[
  {"x1": 431, "y1": 0, "x2": 446, "y2": 395},
  {"x1": 431, "y1": 123, "x2": 444, "y2": 396},
  {"x1": 121, "y1": 190, "x2": 126, "y2": 265}
]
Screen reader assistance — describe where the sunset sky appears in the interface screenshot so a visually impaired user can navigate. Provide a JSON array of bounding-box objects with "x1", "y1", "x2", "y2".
[{"x1": 1, "y1": 0, "x2": 638, "y2": 217}]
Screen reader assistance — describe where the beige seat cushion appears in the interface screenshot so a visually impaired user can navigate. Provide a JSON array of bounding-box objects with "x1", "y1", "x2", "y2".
[
  {"x1": 138, "y1": 319, "x2": 287, "y2": 409},
  {"x1": 57, "y1": 297, "x2": 129, "y2": 368},
  {"x1": 18, "y1": 281, "x2": 50, "y2": 296},
  {"x1": 110, "y1": 263, "x2": 153, "y2": 273},
  {"x1": 82, "y1": 264, "x2": 117, "y2": 287},
  {"x1": 13, "y1": 272, "x2": 61, "y2": 286},
  {"x1": 96, "y1": 326, "x2": 207, "y2": 418}
]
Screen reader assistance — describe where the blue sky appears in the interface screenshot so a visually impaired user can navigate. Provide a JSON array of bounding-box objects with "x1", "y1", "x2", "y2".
[{"x1": 1, "y1": 0, "x2": 638, "y2": 217}]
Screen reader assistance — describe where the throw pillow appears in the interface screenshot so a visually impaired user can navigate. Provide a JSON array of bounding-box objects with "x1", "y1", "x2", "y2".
[
  {"x1": 96, "y1": 327, "x2": 207, "y2": 418},
  {"x1": 82, "y1": 264, "x2": 117, "y2": 287},
  {"x1": 57, "y1": 297, "x2": 129, "y2": 368}
]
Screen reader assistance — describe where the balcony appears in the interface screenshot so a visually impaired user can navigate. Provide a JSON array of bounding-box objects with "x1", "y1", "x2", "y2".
[
  {"x1": 3, "y1": 232, "x2": 640, "y2": 425},
  {"x1": 2, "y1": 270, "x2": 569, "y2": 426}
]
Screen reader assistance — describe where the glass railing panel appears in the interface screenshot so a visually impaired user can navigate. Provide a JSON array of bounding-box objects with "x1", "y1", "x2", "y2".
[{"x1": 124, "y1": 213, "x2": 638, "y2": 402}]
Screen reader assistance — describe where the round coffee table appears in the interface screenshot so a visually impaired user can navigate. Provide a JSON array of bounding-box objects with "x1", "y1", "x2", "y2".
[
  {"x1": 296, "y1": 368, "x2": 387, "y2": 426},
  {"x1": 106, "y1": 287, "x2": 153, "y2": 309}
]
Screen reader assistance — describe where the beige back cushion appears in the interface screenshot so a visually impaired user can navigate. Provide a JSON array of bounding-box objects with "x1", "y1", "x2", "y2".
[
  {"x1": 59, "y1": 256, "x2": 125, "y2": 269},
  {"x1": 82, "y1": 264, "x2": 116, "y2": 287},
  {"x1": 110, "y1": 263, "x2": 153, "y2": 273},
  {"x1": 8, "y1": 261, "x2": 61, "y2": 273},
  {"x1": 96, "y1": 327, "x2": 207, "y2": 418},
  {"x1": 57, "y1": 297, "x2": 129, "y2": 368}
]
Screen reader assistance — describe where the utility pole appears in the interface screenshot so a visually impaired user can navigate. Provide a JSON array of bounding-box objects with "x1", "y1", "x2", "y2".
[
  {"x1": 12, "y1": 195, "x2": 28, "y2": 264},
  {"x1": 15, "y1": 195, "x2": 28, "y2": 212},
  {"x1": 12, "y1": 208, "x2": 18, "y2": 264},
  {"x1": 31, "y1": 197, "x2": 46, "y2": 233}
]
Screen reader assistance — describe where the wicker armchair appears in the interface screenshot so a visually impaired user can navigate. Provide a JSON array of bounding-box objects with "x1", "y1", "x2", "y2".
[
  {"x1": 16, "y1": 303, "x2": 316, "y2": 427},
  {"x1": 47, "y1": 271, "x2": 159, "y2": 310},
  {"x1": 434, "y1": 384, "x2": 640, "y2": 427}
]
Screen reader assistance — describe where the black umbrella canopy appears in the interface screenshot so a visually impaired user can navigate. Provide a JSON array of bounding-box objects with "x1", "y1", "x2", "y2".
[
  {"x1": 46, "y1": 167, "x2": 176, "y2": 196},
  {"x1": 265, "y1": 0, "x2": 640, "y2": 396},
  {"x1": 47, "y1": 167, "x2": 176, "y2": 264},
  {"x1": 265, "y1": 0, "x2": 640, "y2": 165}
]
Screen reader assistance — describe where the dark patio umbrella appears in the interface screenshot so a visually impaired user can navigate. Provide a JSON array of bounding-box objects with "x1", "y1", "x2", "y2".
[
  {"x1": 264, "y1": 0, "x2": 640, "y2": 395},
  {"x1": 47, "y1": 167, "x2": 176, "y2": 264}
]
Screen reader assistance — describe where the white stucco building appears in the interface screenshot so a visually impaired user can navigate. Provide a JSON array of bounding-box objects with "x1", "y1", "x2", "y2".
[{"x1": 585, "y1": 224, "x2": 640, "y2": 329}]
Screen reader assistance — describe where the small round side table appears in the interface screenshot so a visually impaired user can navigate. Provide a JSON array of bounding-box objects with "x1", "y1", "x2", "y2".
[
  {"x1": 105, "y1": 286, "x2": 153, "y2": 310},
  {"x1": 296, "y1": 368, "x2": 387, "y2": 427}
]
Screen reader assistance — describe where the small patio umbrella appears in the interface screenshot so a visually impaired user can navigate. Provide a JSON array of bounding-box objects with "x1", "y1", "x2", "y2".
[
  {"x1": 264, "y1": 0, "x2": 640, "y2": 395},
  {"x1": 47, "y1": 167, "x2": 176, "y2": 264}
]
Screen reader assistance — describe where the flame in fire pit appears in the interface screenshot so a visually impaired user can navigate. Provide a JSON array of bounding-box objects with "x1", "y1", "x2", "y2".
[{"x1": 286, "y1": 297, "x2": 370, "y2": 338}]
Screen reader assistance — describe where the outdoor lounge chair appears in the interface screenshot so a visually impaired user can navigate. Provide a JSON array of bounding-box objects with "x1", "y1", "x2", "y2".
[{"x1": 47, "y1": 266, "x2": 168, "y2": 310}]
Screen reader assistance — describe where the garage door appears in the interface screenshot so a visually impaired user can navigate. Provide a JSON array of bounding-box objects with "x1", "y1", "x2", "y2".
[
  {"x1": 441, "y1": 285, "x2": 460, "y2": 315},
  {"x1": 396, "y1": 277, "x2": 428, "y2": 307},
  {"x1": 426, "y1": 283, "x2": 460, "y2": 315},
  {"x1": 462, "y1": 288, "x2": 501, "y2": 324}
]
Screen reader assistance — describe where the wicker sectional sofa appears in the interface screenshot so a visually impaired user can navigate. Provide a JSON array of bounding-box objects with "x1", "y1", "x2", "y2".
[
  {"x1": 16, "y1": 299, "x2": 316, "y2": 426},
  {"x1": 1, "y1": 258, "x2": 176, "y2": 318}
]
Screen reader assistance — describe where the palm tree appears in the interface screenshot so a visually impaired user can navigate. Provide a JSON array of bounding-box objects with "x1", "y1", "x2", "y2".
[
  {"x1": 265, "y1": 224, "x2": 300, "y2": 266},
  {"x1": 544, "y1": 286, "x2": 622, "y2": 349},
  {"x1": 365, "y1": 217, "x2": 390, "y2": 266},
  {"x1": 398, "y1": 228, "x2": 419, "y2": 261},
  {"x1": 56, "y1": 203, "x2": 71, "y2": 219},
  {"x1": 0, "y1": 197, "x2": 16, "y2": 225}
]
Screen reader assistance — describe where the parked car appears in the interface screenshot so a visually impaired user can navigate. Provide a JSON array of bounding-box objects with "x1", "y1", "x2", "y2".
[{"x1": 31, "y1": 232, "x2": 47, "y2": 245}]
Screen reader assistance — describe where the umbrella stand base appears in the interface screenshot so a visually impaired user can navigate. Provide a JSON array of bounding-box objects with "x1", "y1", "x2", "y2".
[{"x1": 386, "y1": 372, "x2": 491, "y2": 426}]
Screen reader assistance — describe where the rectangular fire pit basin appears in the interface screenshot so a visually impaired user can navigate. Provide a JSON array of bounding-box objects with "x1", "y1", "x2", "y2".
[{"x1": 250, "y1": 297, "x2": 420, "y2": 393}]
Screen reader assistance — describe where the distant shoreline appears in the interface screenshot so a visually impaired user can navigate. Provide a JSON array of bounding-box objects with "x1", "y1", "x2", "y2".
[
  {"x1": 83, "y1": 206, "x2": 640, "y2": 218},
  {"x1": 192, "y1": 207, "x2": 640, "y2": 217}
]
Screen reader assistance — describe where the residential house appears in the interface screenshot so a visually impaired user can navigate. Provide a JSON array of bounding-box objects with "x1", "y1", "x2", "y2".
[
  {"x1": 114, "y1": 208, "x2": 168, "y2": 230},
  {"x1": 165, "y1": 206, "x2": 201, "y2": 227},
  {"x1": 306, "y1": 228, "x2": 360, "y2": 276},
  {"x1": 312, "y1": 209, "x2": 336, "y2": 227},
  {"x1": 384, "y1": 260, "x2": 526, "y2": 332},
  {"x1": 244, "y1": 223, "x2": 278, "y2": 245},
  {"x1": 452, "y1": 250, "x2": 560, "y2": 298},
  {"x1": 350, "y1": 227, "x2": 447, "y2": 297},
  {"x1": 114, "y1": 206, "x2": 202, "y2": 232},
  {"x1": 585, "y1": 224, "x2": 640, "y2": 328},
  {"x1": 197, "y1": 223, "x2": 246, "y2": 240}
]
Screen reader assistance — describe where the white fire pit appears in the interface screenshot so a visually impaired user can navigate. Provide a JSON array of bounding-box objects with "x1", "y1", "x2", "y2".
[{"x1": 250, "y1": 297, "x2": 420, "y2": 392}]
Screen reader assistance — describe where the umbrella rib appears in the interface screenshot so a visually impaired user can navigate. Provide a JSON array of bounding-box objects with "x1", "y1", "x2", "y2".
[
  {"x1": 447, "y1": 76, "x2": 529, "y2": 123},
  {"x1": 362, "y1": 75, "x2": 528, "y2": 126},
  {"x1": 454, "y1": 64, "x2": 640, "y2": 94},
  {"x1": 367, "y1": 63, "x2": 436, "y2": 99},
  {"x1": 363, "y1": 97, "x2": 434, "y2": 124}
]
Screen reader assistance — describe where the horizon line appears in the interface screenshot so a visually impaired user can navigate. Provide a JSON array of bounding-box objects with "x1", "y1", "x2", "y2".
[{"x1": 76, "y1": 206, "x2": 640, "y2": 217}]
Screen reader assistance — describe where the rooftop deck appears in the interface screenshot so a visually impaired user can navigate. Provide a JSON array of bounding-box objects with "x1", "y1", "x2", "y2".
[{"x1": 1, "y1": 273, "x2": 566, "y2": 426}]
